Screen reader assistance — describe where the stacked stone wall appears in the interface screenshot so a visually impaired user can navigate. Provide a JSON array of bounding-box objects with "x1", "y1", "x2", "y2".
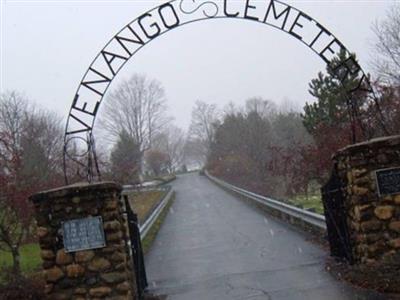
[
  {"x1": 30, "y1": 182, "x2": 137, "y2": 300},
  {"x1": 334, "y1": 135, "x2": 400, "y2": 264}
]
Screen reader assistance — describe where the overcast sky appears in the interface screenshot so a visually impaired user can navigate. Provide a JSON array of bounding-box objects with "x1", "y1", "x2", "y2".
[{"x1": 1, "y1": 0, "x2": 396, "y2": 130}]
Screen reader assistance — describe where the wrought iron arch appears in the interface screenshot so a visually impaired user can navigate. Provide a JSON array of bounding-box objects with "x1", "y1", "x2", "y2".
[{"x1": 63, "y1": 0, "x2": 388, "y2": 183}]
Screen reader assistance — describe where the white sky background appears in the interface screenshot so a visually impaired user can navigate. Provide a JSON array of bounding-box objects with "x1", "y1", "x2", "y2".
[{"x1": 1, "y1": 0, "x2": 396, "y2": 131}]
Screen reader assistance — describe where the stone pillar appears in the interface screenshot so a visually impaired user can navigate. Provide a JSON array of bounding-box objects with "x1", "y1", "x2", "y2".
[
  {"x1": 334, "y1": 135, "x2": 400, "y2": 265},
  {"x1": 29, "y1": 182, "x2": 137, "y2": 300}
]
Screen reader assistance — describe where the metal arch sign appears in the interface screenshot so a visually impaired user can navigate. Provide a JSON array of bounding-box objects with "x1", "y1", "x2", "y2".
[{"x1": 63, "y1": 0, "x2": 387, "y2": 183}]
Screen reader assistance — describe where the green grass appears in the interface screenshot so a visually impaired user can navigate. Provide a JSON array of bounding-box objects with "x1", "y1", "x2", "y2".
[
  {"x1": 288, "y1": 181, "x2": 324, "y2": 215},
  {"x1": 289, "y1": 194, "x2": 324, "y2": 214},
  {"x1": 142, "y1": 193, "x2": 175, "y2": 254},
  {"x1": 127, "y1": 190, "x2": 166, "y2": 223},
  {"x1": 0, "y1": 243, "x2": 42, "y2": 275}
]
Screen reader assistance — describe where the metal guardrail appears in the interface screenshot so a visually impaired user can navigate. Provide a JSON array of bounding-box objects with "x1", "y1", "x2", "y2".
[
  {"x1": 121, "y1": 184, "x2": 173, "y2": 299},
  {"x1": 122, "y1": 175, "x2": 177, "y2": 191},
  {"x1": 205, "y1": 171, "x2": 327, "y2": 231},
  {"x1": 122, "y1": 185, "x2": 170, "y2": 193},
  {"x1": 122, "y1": 186, "x2": 174, "y2": 240}
]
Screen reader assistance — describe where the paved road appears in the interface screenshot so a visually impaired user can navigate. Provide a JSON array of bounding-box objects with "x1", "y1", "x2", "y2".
[{"x1": 145, "y1": 174, "x2": 384, "y2": 300}]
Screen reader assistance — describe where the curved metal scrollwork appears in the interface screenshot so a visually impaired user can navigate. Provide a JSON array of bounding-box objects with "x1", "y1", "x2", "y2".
[
  {"x1": 179, "y1": 0, "x2": 219, "y2": 18},
  {"x1": 63, "y1": 0, "x2": 389, "y2": 184}
]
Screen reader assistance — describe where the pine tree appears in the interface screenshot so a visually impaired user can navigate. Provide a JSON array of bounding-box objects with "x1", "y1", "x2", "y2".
[
  {"x1": 302, "y1": 49, "x2": 364, "y2": 139},
  {"x1": 110, "y1": 130, "x2": 141, "y2": 184}
]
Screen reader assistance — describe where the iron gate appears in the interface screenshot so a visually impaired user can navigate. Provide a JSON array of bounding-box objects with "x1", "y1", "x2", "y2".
[
  {"x1": 321, "y1": 165, "x2": 354, "y2": 264},
  {"x1": 123, "y1": 195, "x2": 148, "y2": 299}
]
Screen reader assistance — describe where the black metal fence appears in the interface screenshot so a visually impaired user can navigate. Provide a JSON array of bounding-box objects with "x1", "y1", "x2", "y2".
[
  {"x1": 321, "y1": 165, "x2": 353, "y2": 263},
  {"x1": 123, "y1": 195, "x2": 148, "y2": 299}
]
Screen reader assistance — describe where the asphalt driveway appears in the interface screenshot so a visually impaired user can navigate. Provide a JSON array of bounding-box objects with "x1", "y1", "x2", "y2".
[{"x1": 145, "y1": 173, "x2": 384, "y2": 300}]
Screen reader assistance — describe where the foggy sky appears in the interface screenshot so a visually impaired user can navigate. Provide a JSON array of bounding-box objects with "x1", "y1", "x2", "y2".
[{"x1": 1, "y1": 0, "x2": 395, "y2": 130}]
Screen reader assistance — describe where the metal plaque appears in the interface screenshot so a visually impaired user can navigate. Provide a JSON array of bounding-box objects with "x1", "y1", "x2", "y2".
[
  {"x1": 62, "y1": 216, "x2": 106, "y2": 252},
  {"x1": 375, "y1": 167, "x2": 400, "y2": 197}
]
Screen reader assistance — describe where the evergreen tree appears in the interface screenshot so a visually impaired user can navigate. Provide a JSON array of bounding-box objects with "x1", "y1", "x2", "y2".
[
  {"x1": 110, "y1": 130, "x2": 141, "y2": 184},
  {"x1": 302, "y1": 49, "x2": 364, "y2": 139}
]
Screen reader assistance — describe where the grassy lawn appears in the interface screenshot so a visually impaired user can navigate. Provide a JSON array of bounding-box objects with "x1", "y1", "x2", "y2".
[
  {"x1": 288, "y1": 181, "x2": 324, "y2": 214},
  {"x1": 127, "y1": 189, "x2": 173, "y2": 253},
  {"x1": 289, "y1": 194, "x2": 324, "y2": 214},
  {"x1": 0, "y1": 243, "x2": 42, "y2": 276},
  {"x1": 128, "y1": 190, "x2": 166, "y2": 224}
]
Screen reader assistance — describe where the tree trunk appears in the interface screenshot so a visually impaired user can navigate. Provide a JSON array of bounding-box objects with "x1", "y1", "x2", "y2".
[
  {"x1": 305, "y1": 184, "x2": 309, "y2": 201},
  {"x1": 11, "y1": 245, "x2": 21, "y2": 278}
]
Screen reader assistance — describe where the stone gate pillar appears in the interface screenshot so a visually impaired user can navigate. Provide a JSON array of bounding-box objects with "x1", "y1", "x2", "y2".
[
  {"x1": 334, "y1": 135, "x2": 400, "y2": 265},
  {"x1": 29, "y1": 182, "x2": 137, "y2": 299}
]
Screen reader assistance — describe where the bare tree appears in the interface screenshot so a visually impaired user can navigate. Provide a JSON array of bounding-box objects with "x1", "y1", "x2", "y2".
[
  {"x1": 0, "y1": 91, "x2": 63, "y2": 276},
  {"x1": 245, "y1": 97, "x2": 277, "y2": 118},
  {"x1": 145, "y1": 149, "x2": 169, "y2": 176},
  {"x1": 0, "y1": 92, "x2": 26, "y2": 173},
  {"x1": 102, "y1": 74, "x2": 171, "y2": 163},
  {"x1": 371, "y1": 4, "x2": 400, "y2": 86},
  {"x1": 188, "y1": 100, "x2": 219, "y2": 163},
  {"x1": 222, "y1": 101, "x2": 238, "y2": 116},
  {"x1": 152, "y1": 125, "x2": 185, "y2": 173},
  {"x1": 183, "y1": 138, "x2": 206, "y2": 168},
  {"x1": 0, "y1": 93, "x2": 26, "y2": 275},
  {"x1": 21, "y1": 109, "x2": 64, "y2": 182}
]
